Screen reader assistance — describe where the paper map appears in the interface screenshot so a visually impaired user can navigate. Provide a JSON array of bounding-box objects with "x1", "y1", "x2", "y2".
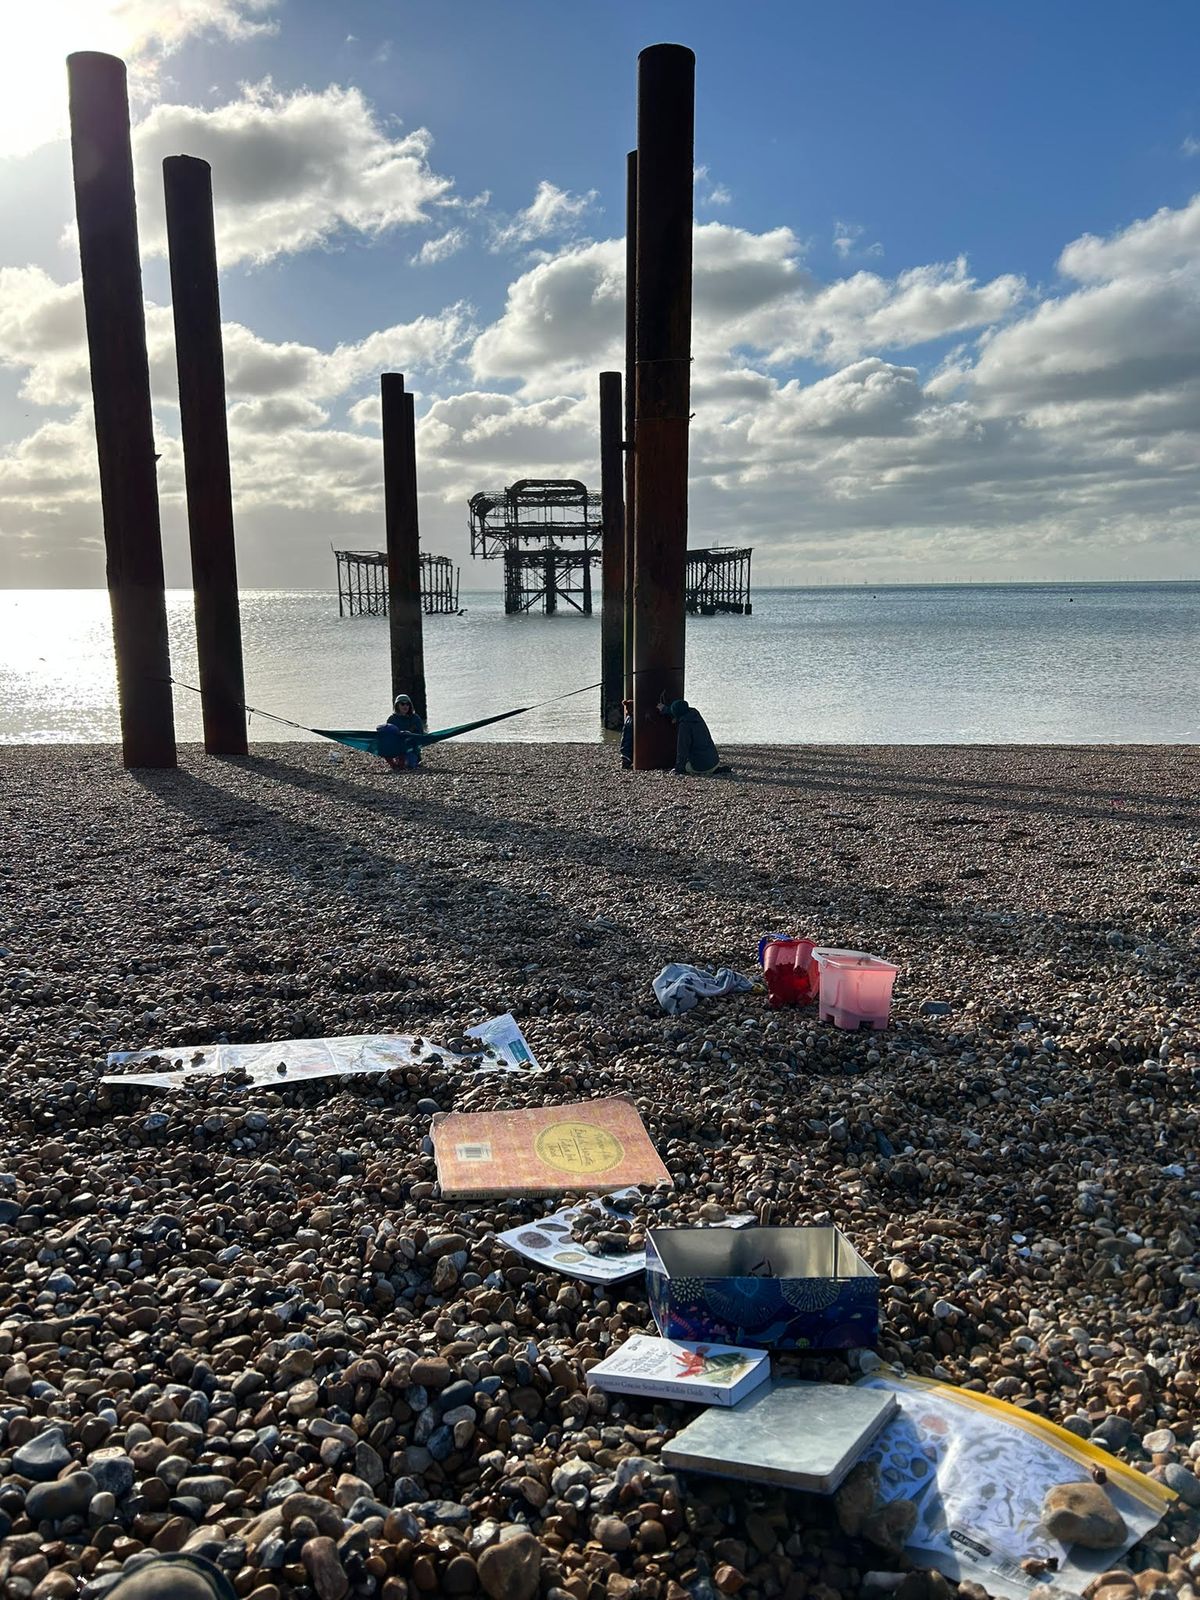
[{"x1": 102, "y1": 1014, "x2": 541, "y2": 1091}]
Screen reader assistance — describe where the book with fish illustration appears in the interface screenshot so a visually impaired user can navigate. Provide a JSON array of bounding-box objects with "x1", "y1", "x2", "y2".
[
  {"x1": 431, "y1": 1096, "x2": 671, "y2": 1199},
  {"x1": 663, "y1": 1380, "x2": 898, "y2": 1492},
  {"x1": 587, "y1": 1334, "x2": 770, "y2": 1406}
]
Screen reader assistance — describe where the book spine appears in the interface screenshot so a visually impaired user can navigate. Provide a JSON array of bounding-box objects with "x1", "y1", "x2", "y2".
[{"x1": 595, "y1": 1374, "x2": 730, "y2": 1403}]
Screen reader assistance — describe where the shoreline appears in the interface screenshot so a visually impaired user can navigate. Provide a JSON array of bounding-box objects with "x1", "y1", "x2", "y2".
[{"x1": 2, "y1": 742, "x2": 1198, "y2": 1600}]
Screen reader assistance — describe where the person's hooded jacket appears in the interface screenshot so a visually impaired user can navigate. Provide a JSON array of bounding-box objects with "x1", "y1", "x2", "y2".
[{"x1": 668, "y1": 699, "x2": 720, "y2": 775}]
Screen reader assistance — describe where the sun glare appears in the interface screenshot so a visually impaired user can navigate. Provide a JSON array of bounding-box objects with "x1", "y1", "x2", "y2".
[{"x1": 0, "y1": 3, "x2": 155, "y2": 161}]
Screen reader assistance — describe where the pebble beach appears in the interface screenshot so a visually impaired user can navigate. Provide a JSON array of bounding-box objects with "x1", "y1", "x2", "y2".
[{"x1": 1, "y1": 740, "x2": 1198, "y2": 1600}]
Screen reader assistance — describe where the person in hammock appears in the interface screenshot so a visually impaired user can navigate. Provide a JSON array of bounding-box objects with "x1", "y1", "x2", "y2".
[{"x1": 377, "y1": 693, "x2": 425, "y2": 770}]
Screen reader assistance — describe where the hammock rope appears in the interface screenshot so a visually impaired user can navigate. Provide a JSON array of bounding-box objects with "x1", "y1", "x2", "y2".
[{"x1": 161, "y1": 673, "x2": 637, "y2": 757}]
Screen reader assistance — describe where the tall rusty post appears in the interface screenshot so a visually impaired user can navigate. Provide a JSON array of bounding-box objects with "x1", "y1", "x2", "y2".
[
  {"x1": 163, "y1": 155, "x2": 248, "y2": 757},
  {"x1": 623, "y1": 150, "x2": 637, "y2": 701},
  {"x1": 632, "y1": 44, "x2": 694, "y2": 770},
  {"x1": 381, "y1": 374, "x2": 427, "y2": 722},
  {"x1": 599, "y1": 371, "x2": 625, "y2": 728},
  {"x1": 68, "y1": 52, "x2": 176, "y2": 768}
]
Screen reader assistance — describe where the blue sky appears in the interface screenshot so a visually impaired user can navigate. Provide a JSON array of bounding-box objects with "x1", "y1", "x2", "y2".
[{"x1": 1, "y1": 0, "x2": 1199, "y2": 586}]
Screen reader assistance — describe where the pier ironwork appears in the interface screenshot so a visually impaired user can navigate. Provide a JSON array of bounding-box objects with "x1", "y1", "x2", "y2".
[
  {"x1": 686, "y1": 547, "x2": 753, "y2": 615},
  {"x1": 334, "y1": 549, "x2": 461, "y2": 617},
  {"x1": 467, "y1": 478, "x2": 602, "y2": 614}
]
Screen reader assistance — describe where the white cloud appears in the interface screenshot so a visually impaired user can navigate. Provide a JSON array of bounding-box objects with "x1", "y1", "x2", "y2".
[
  {"x1": 0, "y1": 264, "x2": 475, "y2": 411},
  {"x1": 1183, "y1": 137, "x2": 1200, "y2": 158},
  {"x1": 833, "y1": 220, "x2": 882, "y2": 260},
  {"x1": 694, "y1": 166, "x2": 732, "y2": 208},
  {"x1": 0, "y1": 0, "x2": 278, "y2": 160},
  {"x1": 490, "y1": 180, "x2": 598, "y2": 252},
  {"x1": 1057, "y1": 193, "x2": 1200, "y2": 282},
  {"x1": 5, "y1": 192, "x2": 1200, "y2": 585},
  {"x1": 412, "y1": 229, "x2": 467, "y2": 266},
  {"x1": 132, "y1": 82, "x2": 456, "y2": 266}
]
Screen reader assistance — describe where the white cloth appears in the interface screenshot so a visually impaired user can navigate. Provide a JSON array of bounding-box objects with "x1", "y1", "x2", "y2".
[{"x1": 653, "y1": 962, "x2": 755, "y2": 1015}]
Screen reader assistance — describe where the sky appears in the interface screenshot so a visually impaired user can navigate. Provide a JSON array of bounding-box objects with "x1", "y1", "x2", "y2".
[{"x1": 1, "y1": 0, "x2": 1199, "y2": 589}]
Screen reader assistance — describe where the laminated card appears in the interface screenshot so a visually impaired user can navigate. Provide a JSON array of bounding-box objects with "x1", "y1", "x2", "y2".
[
  {"x1": 588, "y1": 1334, "x2": 769, "y2": 1407},
  {"x1": 662, "y1": 1380, "x2": 898, "y2": 1494},
  {"x1": 432, "y1": 1097, "x2": 671, "y2": 1199}
]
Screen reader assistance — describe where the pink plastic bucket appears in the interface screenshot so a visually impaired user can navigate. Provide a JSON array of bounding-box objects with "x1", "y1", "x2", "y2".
[{"x1": 812, "y1": 947, "x2": 899, "y2": 1031}]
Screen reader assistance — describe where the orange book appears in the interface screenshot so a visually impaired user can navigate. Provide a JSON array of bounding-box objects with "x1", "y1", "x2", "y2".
[{"x1": 431, "y1": 1096, "x2": 671, "y2": 1199}]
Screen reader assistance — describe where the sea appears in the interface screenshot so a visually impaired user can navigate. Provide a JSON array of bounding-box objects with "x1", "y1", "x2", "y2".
[{"x1": 0, "y1": 583, "x2": 1196, "y2": 746}]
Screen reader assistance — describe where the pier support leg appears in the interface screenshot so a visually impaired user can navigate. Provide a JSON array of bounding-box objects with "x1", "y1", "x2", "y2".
[
  {"x1": 381, "y1": 374, "x2": 427, "y2": 721},
  {"x1": 68, "y1": 51, "x2": 176, "y2": 768},
  {"x1": 632, "y1": 44, "x2": 694, "y2": 770},
  {"x1": 599, "y1": 370, "x2": 625, "y2": 727},
  {"x1": 163, "y1": 155, "x2": 247, "y2": 756},
  {"x1": 623, "y1": 150, "x2": 637, "y2": 701}
]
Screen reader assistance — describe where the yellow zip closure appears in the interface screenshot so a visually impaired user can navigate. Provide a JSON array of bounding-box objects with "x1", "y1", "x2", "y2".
[{"x1": 897, "y1": 1375, "x2": 1176, "y2": 1513}]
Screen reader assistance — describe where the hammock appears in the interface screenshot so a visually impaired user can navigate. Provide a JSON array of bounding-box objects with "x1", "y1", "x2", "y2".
[{"x1": 313, "y1": 706, "x2": 530, "y2": 757}]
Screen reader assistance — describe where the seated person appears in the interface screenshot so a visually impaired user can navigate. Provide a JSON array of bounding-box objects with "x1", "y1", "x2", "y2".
[
  {"x1": 660, "y1": 695, "x2": 725, "y2": 776},
  {"x1": 376, "y1": 692, "x2": 425, "y2": 769}
]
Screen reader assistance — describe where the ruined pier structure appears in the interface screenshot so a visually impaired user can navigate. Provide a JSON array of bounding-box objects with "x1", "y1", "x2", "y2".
[{"x1": 335, "y1": 550, "x2": 460, "y2": 617}]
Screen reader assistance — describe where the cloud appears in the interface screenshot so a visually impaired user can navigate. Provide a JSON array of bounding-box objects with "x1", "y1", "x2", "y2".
[
  {"x1": 0, "y1": 0, "x2": 278, "y2": 160},
  {"x1": 694, "y1": 166, "x2": 732, "y2": 208},
  {"x1": 5, "y1": 192, "x2": 1200, "y2": 586},
  {"x1": 412, "y1": 228, "x2": 467, "y2": 266},
  {"x1": 490, "y1": 180, "x2": 598, "y2": 252},
  {"x1": 832, "y1": 220, "x2": 882, "y2": 260},
  {"x1": 469, "y1": 223, "x2": 1018, "y2": 392},
  {"x1": 1057, "y1": 193, "x2": 1200, "y2": 282},
  {"x1": 1183, "y1": 137, "x2": 1200, "y2": 158},
  {"x1": 132, "y1": 82, "x2": 456, "y2": 265},
  {"x1": 0, "y1": 259, "x2": 475, "y2": 407}
]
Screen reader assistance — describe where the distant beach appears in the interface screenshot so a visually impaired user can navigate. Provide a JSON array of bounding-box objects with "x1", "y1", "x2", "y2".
[{"x1": 0, "y1": 582, "x2": 1196, "y2": 746}]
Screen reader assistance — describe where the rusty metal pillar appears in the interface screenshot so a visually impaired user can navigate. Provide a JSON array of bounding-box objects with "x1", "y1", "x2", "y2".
[
  {"x1": 68, "y1": 52, "x2": 176, "y2": 768},
  {"x1": 631, "y1": 44, "x2": 694, "y2": 770},
  {"x1": 623, "y1": 149, "x2": 637, "y2": 701},
  {"x1": 381, "y1": 374, "x2": 427, "y2": 722},
  {"x1": 599, "y1": 371, "x2": 625, "y2": 728},
  {"x1": 163, "y1": 155, "x2": 247, "y2": 757}
]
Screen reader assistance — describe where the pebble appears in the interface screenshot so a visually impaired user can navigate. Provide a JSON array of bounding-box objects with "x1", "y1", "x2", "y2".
[{"x1": 12, "y1": 1430, "x2": 72, "y2": 1482}]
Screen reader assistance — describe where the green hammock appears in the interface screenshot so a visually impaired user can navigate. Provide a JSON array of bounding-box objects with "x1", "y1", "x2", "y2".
[{"x1": 313, "y1": 705, "x2": 530, "y2": 757}]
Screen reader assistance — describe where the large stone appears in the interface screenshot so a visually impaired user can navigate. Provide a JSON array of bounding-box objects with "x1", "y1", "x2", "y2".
[
  {"x1": 1042, "y1": 1481, "x2": 1127, "y2": 1548},
  {"x1": 281, "y1": 1492, "x2": 345, "y2": 1541},
  {"x1": 863, "y1": 1498, "x2": 918, "y2": 1556},
  {"x1": 13, "y1": 1430, "x2": 72, "y2": 1482},
  {"x1": 25, "y1": 1472, "x2": 97, "y2": 1523},
  {"x1": 836, "y1": 1459, "x2": 881, "y2": 1537},
  {"x1": 302, "y1": 1536, "x2": 349, "y2": 1600},
  {"x1": 175, "y1": 1475, "x2": 234, "y2": 1506},
  {"x1": 477, "y1": 1530, "x2": 541, "y2": 1600},
  {"x1": 88, "y1": 1452, "x2": 135, "y2": 1498}
]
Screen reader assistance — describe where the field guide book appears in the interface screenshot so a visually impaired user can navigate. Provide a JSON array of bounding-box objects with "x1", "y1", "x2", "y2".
[{"x1": 587, "y1": 1334, "x2": 769, "y2": 1407}]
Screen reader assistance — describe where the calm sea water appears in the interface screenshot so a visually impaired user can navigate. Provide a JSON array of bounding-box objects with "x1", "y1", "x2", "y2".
[{"x1": 0, "y1": 583, "x2": 1196, "y2": 745}]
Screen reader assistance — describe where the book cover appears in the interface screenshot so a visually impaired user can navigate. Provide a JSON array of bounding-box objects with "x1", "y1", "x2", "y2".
[
  {"x1": 662, "y1": 1380, "x2": 898, "y2": 1493},
  {"x1": 431, "y1": 1097, "x2": 671, "y2": 1199},
  {"x1": 588, "y1": 1334, "x2": 770, "y2": 1407}
]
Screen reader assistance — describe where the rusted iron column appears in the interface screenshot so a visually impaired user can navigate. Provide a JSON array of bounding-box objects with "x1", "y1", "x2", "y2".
[
  {"x1": 599, "y1": 370, "x2": 625, "y2": 728},
  {"x1": 163, "y1": 155, "x2": 247, "y2": 757},
  {"x1": 381, "y1": 374, "x2": 427, "y2": 721},
  {"x1": 632, "y1": 44, "x2": 694, "y2": 770},
  {"x1": 623, "y1": 149, "x2": 637, "y2": 700},
  {"x1": 68, "y1": 52, "x2": 176, "y2": 768}
]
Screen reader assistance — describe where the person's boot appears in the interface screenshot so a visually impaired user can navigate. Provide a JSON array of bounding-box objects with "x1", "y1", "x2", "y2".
[{"x1": 100, "y1": 1554, "x2": 237, "y2": 1600}]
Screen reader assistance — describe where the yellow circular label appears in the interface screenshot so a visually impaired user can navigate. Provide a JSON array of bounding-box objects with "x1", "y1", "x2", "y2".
[{"x1": 534, "y1": 1121, "x2": 625, "y2": 1176}]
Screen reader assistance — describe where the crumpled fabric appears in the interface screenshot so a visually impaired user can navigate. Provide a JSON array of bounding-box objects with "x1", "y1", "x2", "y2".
[{"x1": 653, "y1": 962, "x2": 755, "y2": 1015}]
